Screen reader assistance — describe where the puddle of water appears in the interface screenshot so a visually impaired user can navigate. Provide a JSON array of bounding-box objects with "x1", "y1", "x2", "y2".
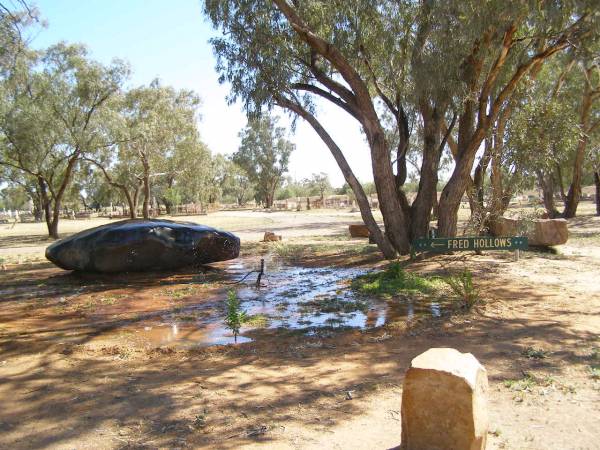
[
  {"x1": 99, "y1": 255, "x2": 444, "y2": 349},
  {"x1": 129, "y1": 322, "x2": 252, "y2": 348}
]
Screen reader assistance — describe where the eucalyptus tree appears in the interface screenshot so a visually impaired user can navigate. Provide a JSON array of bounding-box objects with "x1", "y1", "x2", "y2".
[
  {"x1": 84, "y1": 139, "x2": 145, "y2": 218},
  {"x1": 203, "y1": 0, "x2": 597, "y2": 257},
  {"x1": 498, "y1": 47, "x2": 600, "y2": 219},
  {"x1": 233, "y1": 116, "x2": 293, "y2": 208},
  {"x1": 0, "y1": 164, "x2": 42, "y2": 218},
  {"x1": 157, "y1": 134, "x2": 214, "y2": 212},
  {"x1": 560, "y1": 45, "x2": 600, "y2": 218},
  {"x1": 304, "y1": 172, "x2": 331, "y2": 203},
  {"x1": 71, "y1": 162, "x2": 119, "y2": 211},
  {"x1": 222, "y1": 159, "x2": 254, "y2": 206},
  {"x1": 591, "y1": 145, "x2": 600, "y2": 215},
  {"x1": 0, "y1": 1, "x2": 40, "y2": 77},
  {"x1": 117, "y1": 81, "x2": 201, "y2": 218},
  {"x1": 276, "y1": 176, "x2": 309, "y2": 200},
  {"x1": 0, "y1": 175, "x2": 28, "y2": 211},
  {"x1": 0, "y1": 43, "x2": 127, "y2": 237}
]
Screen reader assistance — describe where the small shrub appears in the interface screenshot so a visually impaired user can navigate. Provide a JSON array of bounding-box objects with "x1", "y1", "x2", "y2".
[
  {"x1": 193, "y1": 413, "x2": 207, "y2": 429},
  {"x1": 522, "y1": 346, "x2": 549, "y2": 359},
  {"x1": 589, "y1": 366, "x2": 600, "y2": 380},
  {"x1": 224, "y1": 290, "x2": 247, "y2": 342},
  {"x1": 444, "y1": 269, "x2": 480, "y2": 309},
  {"x1": 503, "y1": 373, "x2": 537, "y2": 392}
]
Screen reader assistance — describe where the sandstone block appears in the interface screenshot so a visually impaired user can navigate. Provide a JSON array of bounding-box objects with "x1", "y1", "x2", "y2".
[
  {"x1": 401, "y1": 347, "x2": 488, "y2": 450},
  {"x1": 263, "y1": 231, "x2": 282, "y2": 242},
  {"x1": 349, "y1": 224, "x2": 370, "y2": 238},
  {"x1": 490, "y1": 217, "x2": 568, "y2": 246},
  {"x1": 531, "y1": 218, "x2": 568, "y2": 246}
]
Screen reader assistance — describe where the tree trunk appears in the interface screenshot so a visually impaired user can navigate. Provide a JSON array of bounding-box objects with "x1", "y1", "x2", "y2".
[
  {"x1": 48, "y1": 198, "x2": 62, "y2": 240},
  {"x1": 410, "y1": 103, "x2": 444, "y2": 239},
  {"x1": 48, "y1": 215, "x2": 59, "y2": 239},
  {"x1": 469, "y1": 140, "x2": 492, "y2": 233},
  {"x1": 162, "y1": 198, "x2": 173, "y2": 215},
  {"x1": 555, "y1": 162, "x2": 567, "y2": 205},
  {"x1": 139, "y1": 149, "x2": 151, "y2": 219},
  {"x1": 38, "y1": 178, "x2": 53, "y2": 237},
  {"x1": 594, "y1": 171, "x2": 600, "y2": 216},
  {"x1": 563, "y1": 71, "x2": 593, "y2": 219},
  {"x1": 489, "y1": 153, "x2": 504, "y2": 219},
  {"x1": 368, "y1": 126, "x2": 411, "y2": 254},
  {"x1": 437, "y1": 154, "x2": 477, "y2": 237},
  {"x1": 142, "y1": 176, "x2": 150, "y2": 219},
  {"x1": 265, "y1": 190, "x2": 273, "y2": 208},
  {"x1": 122, "y1": 188, "x2": 137, "y2": 219},
  {"x1": 437, "y1": 117, "x2": 486, "y2": 237},
  {"x1": 537, "y1": 170, "x2": 559, "y2": 218}
]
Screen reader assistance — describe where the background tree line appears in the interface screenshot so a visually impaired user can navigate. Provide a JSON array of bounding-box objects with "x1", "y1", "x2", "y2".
[{"x1": 0, "y1": 2, "x2": 300, "y2": 238}]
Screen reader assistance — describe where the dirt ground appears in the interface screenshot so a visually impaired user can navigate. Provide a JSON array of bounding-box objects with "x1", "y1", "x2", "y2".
[{"x1": 0, "y1": 205, "x2": 599, "y2": 449}]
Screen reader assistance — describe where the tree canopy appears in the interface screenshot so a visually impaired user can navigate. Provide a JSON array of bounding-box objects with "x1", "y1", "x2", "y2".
[{"x1": 233, "y1": 115, "x2": 293, "y2": 208}]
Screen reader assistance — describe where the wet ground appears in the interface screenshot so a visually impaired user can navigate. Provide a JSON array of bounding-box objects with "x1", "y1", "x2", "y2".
[{"x1": 104, "y1": 255, "x2": 443, "y2": 348}]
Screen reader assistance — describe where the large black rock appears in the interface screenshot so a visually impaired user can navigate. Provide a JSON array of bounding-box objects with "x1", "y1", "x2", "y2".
[{"x1": 45, "y1": 219, "x2": 240, "y2": 272}]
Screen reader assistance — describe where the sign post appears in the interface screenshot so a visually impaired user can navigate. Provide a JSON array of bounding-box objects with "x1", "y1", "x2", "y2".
[{"x1": 412, "y1": 236, "x2": 528, "y2": 253}]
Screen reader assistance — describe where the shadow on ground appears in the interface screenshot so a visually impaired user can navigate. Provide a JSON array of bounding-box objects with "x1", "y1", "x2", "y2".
[{"x1": 0, "y1": 252, "x2": 597, "y2": 449}]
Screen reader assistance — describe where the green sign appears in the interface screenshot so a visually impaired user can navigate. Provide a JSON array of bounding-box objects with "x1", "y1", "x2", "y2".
[{"x1": 412, "y1": 236, "x2": 528, "y2": 253}]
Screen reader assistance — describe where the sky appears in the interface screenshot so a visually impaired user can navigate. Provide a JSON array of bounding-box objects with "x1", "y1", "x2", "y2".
[{"x1": 31, "y1": 0, "x2": 374, "y2": 187}]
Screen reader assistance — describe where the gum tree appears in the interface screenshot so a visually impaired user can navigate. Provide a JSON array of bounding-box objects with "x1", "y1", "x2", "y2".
[
  {"x1": 233, "y1": 116, "x2": 293, "y2": 208},
  {"x1": 203, "y1": 0, "x2": 597, "y2": 257},
  {"x1": 114, "y1": 81, "x2": 201, "y2": 219},
  {"x1": 0, "y1": 43, "x2": 127, "y2": 237}
]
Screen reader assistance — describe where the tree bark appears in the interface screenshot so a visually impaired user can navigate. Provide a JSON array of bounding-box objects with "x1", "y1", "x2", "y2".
[
  {"x1": 437, "y1": 132, "x2": 485, "y2": 237},
  {"x1": 555, "y1": 162, "x2": 567, "y2": 205},
  {"x1": 537, "y1": 170, "x2": 559, "y2": 218},
  {"x1": 367, "y1": 125, "x2": 411, "y2": 254},
  {"x1": 142, "y1": 176, "x2": 150, "y2": 219},
  {"x1": 563, "y1": 73, "x2": 593, "y2": 218},
  {"x1": 410, "y1": 103, "x2": 443, "y2": 239},
  {"x1": 38, "y1": 177, "x2": 53, "y2": 237},
  {"x1": 594, "y1": 171, "x2": 600, "y2": 216}
]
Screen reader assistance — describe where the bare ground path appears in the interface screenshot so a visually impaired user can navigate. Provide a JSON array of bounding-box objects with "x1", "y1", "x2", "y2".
[{"x1": 0, "y1": 205, "x2": 599, "y2": 449}]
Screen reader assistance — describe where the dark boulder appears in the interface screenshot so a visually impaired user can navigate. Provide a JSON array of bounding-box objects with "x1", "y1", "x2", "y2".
[{"x1": 45, "y1": 219, "x2": 240, "y2": 272}]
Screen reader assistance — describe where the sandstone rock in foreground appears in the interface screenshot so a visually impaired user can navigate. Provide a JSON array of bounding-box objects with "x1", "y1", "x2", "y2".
[
  {"x1": 401, "y1": 347, "x2": 488, "y2": 450},
  {"x1": 46, "y1": 219, "x2": 240, "y2": 272}
]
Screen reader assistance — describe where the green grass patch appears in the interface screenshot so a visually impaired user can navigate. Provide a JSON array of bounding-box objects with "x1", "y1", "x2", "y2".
[
  {"x1": 271, "y1": 241, "x2": 377, "y2": 261},
  {"x1": 352, "y1": 262, "x2": 440, "y2": 297},
  {"x1": 272, "y1": 243, "x2": 307, "y2": 260},
  {"x1": 503, "y1": 373, "x2": 538, "y2": 392},
  {"x1": 162, "y1": 286, "x2": 198, "y2": 299},
  {"x1": 299, "y1": 295, "x2": 368, "y2": 314},
  {"x1": 244, "y1": 313, "x2": 270, "y2": 328}
]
